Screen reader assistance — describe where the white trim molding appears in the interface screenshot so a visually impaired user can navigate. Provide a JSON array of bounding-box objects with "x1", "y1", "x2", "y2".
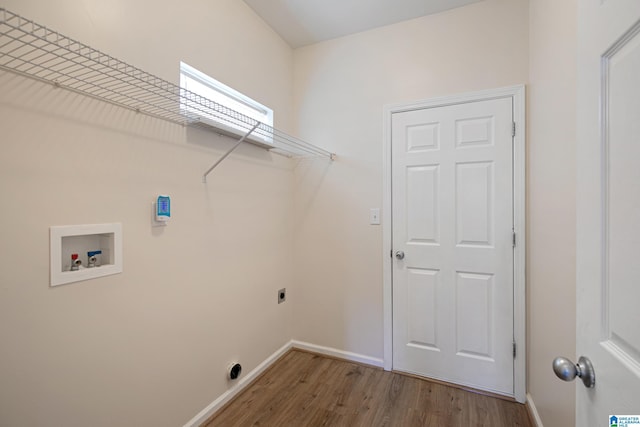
[
  {"x1": 382, "y1": 84, "x2": 527, "y2": 403},
  {"x1": 291, "y1": 340, "x2": 384, "y2": 368},
  {"x1": 184, "y1": 340, "x2": 383, "y2": 426},
  {"x1": 183, "y1": 341, "x2": 292, "y2": 427},
  {"x1": 526, "y1": 393, "x2": 544, "y2": 427}
]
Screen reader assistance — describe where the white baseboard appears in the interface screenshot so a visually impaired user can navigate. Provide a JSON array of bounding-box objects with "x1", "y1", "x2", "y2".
[
  {"x1": 291, "y1": 340, "x2": 384, "y2": 368},
  {"x1": 182, "y1": 341, "x2": 293, "y2": 427},
  {"x1": 184, "y1": 340, "x2": 383, "y2": 426},
  {"x1": 526, "y1": 393, "x2": 544, "y2": 427}
]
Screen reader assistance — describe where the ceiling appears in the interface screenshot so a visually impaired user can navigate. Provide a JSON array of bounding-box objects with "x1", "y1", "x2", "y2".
[{"x1": 243, "y1": 0, "x2": 483, "y2": 48}]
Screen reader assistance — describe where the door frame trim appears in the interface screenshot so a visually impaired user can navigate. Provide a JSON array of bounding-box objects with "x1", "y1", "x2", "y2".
[{"x1": 381, "y1": 84, "x2": 526, "y2": 403}]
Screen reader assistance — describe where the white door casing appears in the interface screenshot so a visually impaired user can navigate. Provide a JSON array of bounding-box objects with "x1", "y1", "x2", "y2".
[
  {"x1": 577, "y1": 1, "x2": 640, "y2": 424},
  {"x1": 382, "y1": 85, "x2": 526, "y2": 402}
]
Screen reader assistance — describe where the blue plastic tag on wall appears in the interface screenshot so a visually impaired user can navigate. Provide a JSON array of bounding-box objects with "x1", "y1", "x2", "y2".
[{"x1": 156, "y1": 195, "x2": 170, "y2": 221}]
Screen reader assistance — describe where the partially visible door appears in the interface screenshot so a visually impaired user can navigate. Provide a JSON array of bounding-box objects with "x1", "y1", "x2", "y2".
[
  {"x1": 576, "y1": 0, "x2": 640, "y2": 423},
  {"x1": 392, "y1": 96, "x2": 514, "y2": 396}
]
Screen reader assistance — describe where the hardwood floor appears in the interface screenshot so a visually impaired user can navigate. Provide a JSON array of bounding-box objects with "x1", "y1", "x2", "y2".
[{"x1": 204, "y1": 350, "x2": 532, "y2": 427}]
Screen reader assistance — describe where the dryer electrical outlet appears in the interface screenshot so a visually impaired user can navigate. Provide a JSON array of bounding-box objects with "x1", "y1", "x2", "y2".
[{"x1": 277, "y1": 288, "x2": 286, "y2": 304}]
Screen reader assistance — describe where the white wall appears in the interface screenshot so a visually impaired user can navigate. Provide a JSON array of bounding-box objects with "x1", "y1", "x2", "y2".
[
  {"x1": 0, "y1": 1, "x2": 295, "y2": 426},
  {"x1": 292, "y1": 0, "x2": 579, "y2": 425},
  {"x1": 528, "y1": 0, "x2": 577, "y2": 425},
  {"x1": 0, "y1": 1, "x2": 580, "y2": 426},
  {"x1": 292, "y1": 0, "x2": 529, "y2": 360}
]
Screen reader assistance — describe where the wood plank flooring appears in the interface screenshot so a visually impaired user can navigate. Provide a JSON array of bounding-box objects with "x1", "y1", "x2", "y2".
[{"x1": 204, "y1": 350, "x2": 532, "y2": 427}]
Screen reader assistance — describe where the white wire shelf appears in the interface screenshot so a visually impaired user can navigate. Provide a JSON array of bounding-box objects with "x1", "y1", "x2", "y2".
[{"x1": 0, "y1": 7, "x2": 335, "y2": 176}]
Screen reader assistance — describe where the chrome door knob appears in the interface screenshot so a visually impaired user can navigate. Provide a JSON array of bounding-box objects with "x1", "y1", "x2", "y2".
[
  {"x1": 395, "y1": 251, "x2": 405, "y2": 260},
  {"x1": 552, "y1": 356, "x2": 595, "y2": 388}
]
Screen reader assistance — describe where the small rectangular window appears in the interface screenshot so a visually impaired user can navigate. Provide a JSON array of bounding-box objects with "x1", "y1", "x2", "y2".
[{"x1": 180, "y1": 62, "x2": 273, "y2": 146}]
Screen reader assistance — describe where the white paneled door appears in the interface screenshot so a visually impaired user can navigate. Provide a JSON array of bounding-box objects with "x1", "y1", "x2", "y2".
[
  {"x1": 575, "y1": 0, "x2": 640, "y2": 424},
  {"x1": 392, "y1": 96, "x2": 514, "y2": 395}
]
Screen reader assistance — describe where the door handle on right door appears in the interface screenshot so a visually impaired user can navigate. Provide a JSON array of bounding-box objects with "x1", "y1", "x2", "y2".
[
  {"x1": 395, "y1": 251, "x2": 405, "y2": 260},
  {"x1": 552, "y1": 356, "x2": 596, "y2": 388}
]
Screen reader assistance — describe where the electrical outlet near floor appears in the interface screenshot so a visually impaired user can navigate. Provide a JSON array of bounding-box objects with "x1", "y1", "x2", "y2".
[{"x1": 277, "y1": 288, "x2": 286, "y2": 304}]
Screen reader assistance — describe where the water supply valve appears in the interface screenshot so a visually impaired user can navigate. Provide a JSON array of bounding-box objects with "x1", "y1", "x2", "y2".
[
  {"x1": 87, "y1": 250, "x2": 102, "y2": 268},
  {"x1": 70, "y1": 253, "x2": 81, "y2": 271}
]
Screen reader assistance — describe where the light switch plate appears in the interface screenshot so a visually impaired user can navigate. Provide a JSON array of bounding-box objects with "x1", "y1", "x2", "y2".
[{"x1": 369, "y1": 208, "x2": 380, "y2": 225}]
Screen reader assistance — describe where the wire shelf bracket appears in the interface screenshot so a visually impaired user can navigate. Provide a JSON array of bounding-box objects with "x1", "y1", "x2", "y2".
[
  {"x1": 202, "y1": 121, "x2": 260, "y2": 183},
  {"x1": 0, "y1": 8, "x2": 336, "y2": 177}
]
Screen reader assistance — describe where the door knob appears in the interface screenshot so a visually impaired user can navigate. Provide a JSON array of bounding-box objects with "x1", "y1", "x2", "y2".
[
  {"x1": 395, "y1": 251, "x2": 405, "y2": 260},
  {"x1": 552, "y1": 356, "x2": 595, "y2": 388}
]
